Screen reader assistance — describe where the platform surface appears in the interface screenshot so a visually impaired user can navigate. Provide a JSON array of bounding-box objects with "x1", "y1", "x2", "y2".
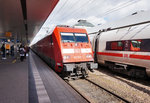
[
  {"x1": 0, "y1": 51, "x2": 88, "y2": 103},
  {"x1": 29, "y1": 51, "x2": 88, "y2": 103},
  {"x1": 0, "y1": 55, "x2": 28, "y2": 103}
]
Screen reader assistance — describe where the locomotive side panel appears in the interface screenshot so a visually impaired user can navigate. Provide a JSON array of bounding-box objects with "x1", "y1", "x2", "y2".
[
  {"x1": 53, "y1": 27, "x2": 64, "y2": 72},
  {"x1": 43, "y1": 35, "x2": 56, "y2": 70}
]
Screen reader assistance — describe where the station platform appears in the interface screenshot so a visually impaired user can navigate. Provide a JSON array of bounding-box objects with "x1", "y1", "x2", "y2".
[
  {"x1": 0, "y1": 54, "x2": 28, "y2": 103},
  {"x1": 0, "y1": 51, "x2": 88, "y2": 103}
]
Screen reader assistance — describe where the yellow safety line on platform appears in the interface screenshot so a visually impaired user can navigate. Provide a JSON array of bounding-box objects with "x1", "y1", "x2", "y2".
[{"x1": 12, "y1": 59, "x2": 16, "y2": 63}]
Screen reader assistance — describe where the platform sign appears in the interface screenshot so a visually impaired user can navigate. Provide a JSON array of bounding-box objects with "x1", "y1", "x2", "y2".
[
  {"x1": 5, "y1": 32, "x2": 12, "y2": 37},
  {"x1": 5, "y1": 44, "x2": 10, "y2": 50}
]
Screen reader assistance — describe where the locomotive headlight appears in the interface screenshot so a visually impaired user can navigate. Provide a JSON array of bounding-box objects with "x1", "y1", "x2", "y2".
[
  {"x1": 63, "y1": 55, "x2": 70, "y2": 60},
  {"x1": 86, "y1": 54, "x2": 92, "y2": 58}
]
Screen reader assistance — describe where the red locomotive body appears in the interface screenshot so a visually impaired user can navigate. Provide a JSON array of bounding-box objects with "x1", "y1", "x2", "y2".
[{"x1": 32, "y1": 26, "x2": 97, "y2": 78}]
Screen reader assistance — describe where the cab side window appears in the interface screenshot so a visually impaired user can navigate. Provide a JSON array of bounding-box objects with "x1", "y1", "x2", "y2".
[{"x1": 130, "y1": 40, "x2": 141, "y2": 51}]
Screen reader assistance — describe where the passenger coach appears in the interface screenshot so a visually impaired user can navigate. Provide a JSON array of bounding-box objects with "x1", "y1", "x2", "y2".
[{"x1": 92, "y1": 22, "x2": 150, "y2": 78}]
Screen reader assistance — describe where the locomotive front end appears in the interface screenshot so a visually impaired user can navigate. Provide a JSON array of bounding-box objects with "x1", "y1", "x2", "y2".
[{"x1": 59, "y1": 27, "x2": 97, "y2": 78}]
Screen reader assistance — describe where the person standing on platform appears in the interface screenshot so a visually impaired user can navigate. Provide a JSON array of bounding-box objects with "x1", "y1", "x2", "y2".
[
  {"x1": 10, "y1": 45, "x2": 14, "y2": 57},
  {"x1": 5, "y1": 43, "x2": 10, "y2": 55},
  {"x1": 24, "y1": 45, "x2": 29, "y2": 58},
  {"x1": 19, "y1": 45, "x2": 25, "y2": 61},
  {"x1": 1, "y1": 44, "x2": 6, "y2": 59}
]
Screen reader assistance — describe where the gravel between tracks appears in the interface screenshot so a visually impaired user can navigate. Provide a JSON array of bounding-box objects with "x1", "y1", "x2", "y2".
[
  {"x1": 69, "y1": 79, "x2": 124, "y2": 103},
  {"x1": 87, "y1": 69, "x2": 150, "y2": 103},
  {"x1": 69, "y1": 68, "x2": 150, "y2": 103}
]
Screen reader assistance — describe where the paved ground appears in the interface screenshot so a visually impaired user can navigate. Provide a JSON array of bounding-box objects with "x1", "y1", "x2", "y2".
[
  {"x1": 0, "y1": 51, "x2": 88, "y2": 103},
  {"x1": 30, "y1": 51, "x2": 88, "y2": 103},
  {"x1": 0, "y1": 55, "x2": 28, "y2": 103}
]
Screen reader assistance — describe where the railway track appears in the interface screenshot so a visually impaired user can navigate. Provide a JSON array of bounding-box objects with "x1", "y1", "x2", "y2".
[
  {"x1": 65, "y1": 80, "x2": 92, "y2": 103},
  {"x1": 85, "y1": 78, "x2": 130, "y2": 103},
  {"x1": 95, "y1": 68, "x2": 150, "y2": 96},
  {"x1": 66, "y1": 78, "x2": 130, "y2": 103}
]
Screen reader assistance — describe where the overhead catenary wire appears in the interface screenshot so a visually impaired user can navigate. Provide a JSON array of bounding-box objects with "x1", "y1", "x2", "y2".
[
  {"x1": 96, "y1": 0, "x2": 142, "y2": 17},
  {"x1": 45, "y1": 0, "x2": 83, "y2": 27},
  {"x1": 48, "y1": 0, "x2": 142, "y2": 27},
  {"x1": 60, "y1": 0, "x2": 95, "y2": 21},
  {"x1": 42, "y1": 0, "x2": 143, "y2": 34},
  {"x1": 61, "y1": 0, "x2": 141, "y2": 23},
  {"x1": 61, "y1": 0, "x2": 105, "y2": 20},
  {"x1": 34, "y1": 0, "x2": 144, "y2": 44},
  {"x1": 58, "y1": 0, "x2": 81, "y2": 17},
  {"x1": 40, "y1": 0, "x2": 71, "y2": 35},
  {"x1": 52, "y1": 0, "x2": 69, "y2": 18},
  {"x1": 90, "y1": 0, "x2": 142, "y2": 23},
  {"x1": 45, "y1": 0, "x2": 69, "y2": 25}
]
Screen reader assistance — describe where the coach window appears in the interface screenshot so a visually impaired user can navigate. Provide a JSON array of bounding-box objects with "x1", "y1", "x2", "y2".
[
  {"x1": 130, "y1": 40, "x2": 141, "y2": 51},
  {"x1": 74, "y1": 33, "x2": 89, "y2": 43},
  {"x1": 140, "y1": 39, "x2": 150, "y2": 52},
  {"x1": 61, "y1": 33, "x2": 75, "y2": 42},
  {"x1": 111, "y1": 42, "x2": 118, "y2": 50},
  {"x1": 110, "y1": 41, "x2": 123, "y2": 50},
  {"x1": 106, "y1": 42, "x2": 111, "y2": 50},
  {"x1": 117, "y1": 41, "x2": 123, "y2": 50}
]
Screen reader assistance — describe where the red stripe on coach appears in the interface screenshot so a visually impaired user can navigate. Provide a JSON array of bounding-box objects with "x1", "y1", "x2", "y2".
[
  {"x1": 130, "y1": 54, "x2": 150, "y2": 60},
  {"x1": 97, "y1": 52, "x2": 123, "y2": 57}
]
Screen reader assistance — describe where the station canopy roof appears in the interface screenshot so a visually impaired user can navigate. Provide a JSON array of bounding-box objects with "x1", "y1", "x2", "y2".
[{"x1": 0, "y1": 0, "x2": 59, "y2": 44}]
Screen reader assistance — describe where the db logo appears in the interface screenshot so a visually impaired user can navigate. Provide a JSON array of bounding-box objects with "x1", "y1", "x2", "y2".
[{"x1": 74, "y1": 49, "x2": 80, "y2": 53}]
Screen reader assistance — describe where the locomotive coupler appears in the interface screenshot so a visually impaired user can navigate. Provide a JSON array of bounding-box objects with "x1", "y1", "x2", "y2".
[{"x1": 87, "y1": 62, "x2": 98, "y2": 72}]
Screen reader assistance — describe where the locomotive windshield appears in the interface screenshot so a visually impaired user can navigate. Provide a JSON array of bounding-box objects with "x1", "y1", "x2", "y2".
[
  {"x1": 60, "y1": 32, "x2": 89, "y2": 43},
  {"x1": 74, "y1": 33, "x2": 89, "y2": 43},
  {"x1": 61, "y1": 33, "x2": 75, "y2": 42}
]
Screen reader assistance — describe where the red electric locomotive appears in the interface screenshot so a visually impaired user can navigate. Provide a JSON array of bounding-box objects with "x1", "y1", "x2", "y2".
[{"x1": 32, "y1": 26, "x2": 97, "y2": 78}]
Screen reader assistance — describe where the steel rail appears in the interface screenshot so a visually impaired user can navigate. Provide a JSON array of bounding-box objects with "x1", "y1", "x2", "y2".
[
  {"x1": 65, "y1": 80, "x2": 94, "y2": 103},
  {"x1": 85, "y1": 78, "x2": 130, "y2": 103}
]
